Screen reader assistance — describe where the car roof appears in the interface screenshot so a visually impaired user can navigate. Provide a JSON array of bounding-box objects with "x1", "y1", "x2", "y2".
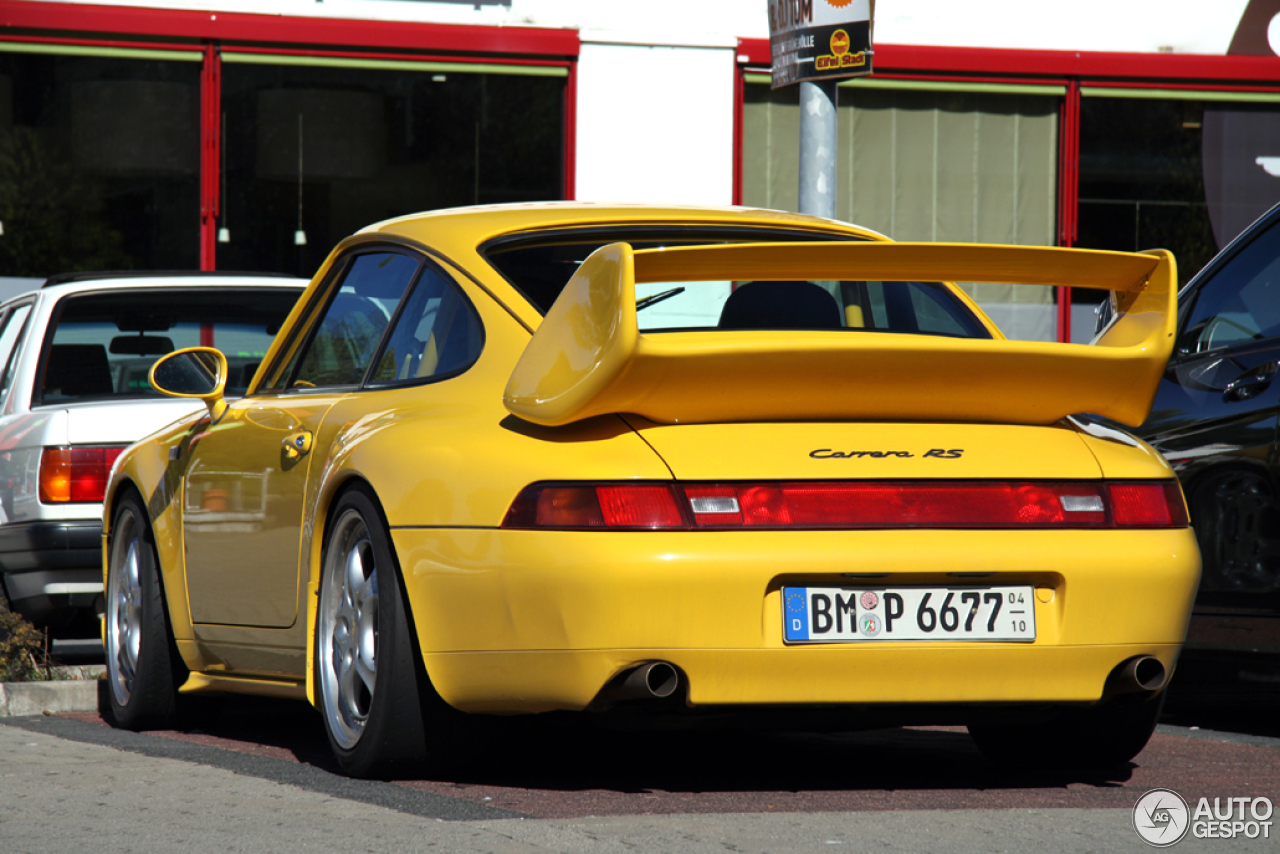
[
  {"x1": 41, "y1": 270, "x2": 304, "y2": 288},
  {"x1": 2, "y1": 272, "x2": 310, "y2": 309}
]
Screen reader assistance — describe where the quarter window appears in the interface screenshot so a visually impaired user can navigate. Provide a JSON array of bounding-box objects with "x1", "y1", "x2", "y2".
[
  {"x1": 367, "y1": 265, "x2": 484, "y2": 387},
  {"x1": 289, "y1": 252, "x2": 421, "y2": 389}
]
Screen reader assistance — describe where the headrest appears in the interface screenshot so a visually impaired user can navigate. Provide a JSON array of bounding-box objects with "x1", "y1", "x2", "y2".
[{"x1": 718, "y1": 281, "x2": 843, "y2": 330}]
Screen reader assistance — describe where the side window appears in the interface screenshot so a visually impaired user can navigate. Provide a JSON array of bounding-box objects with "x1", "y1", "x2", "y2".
[
  {"x1": 289, "y1": 252, "x2": 421, "y2": 389},
  {"x1": 856, "y1": 281, "x2": 988, "y2": 338},
  {"x1": 367, "y1": 265, "x2": 484, "y2": 387},
  {"x1": 1181, "y1": 218, "x2": 1280, "y2": 354},
  {"x1": 909, "y1": 283, "x2": 981, "y2": 337},
  {"x1": 0, "y1": 303, "x2": 33, "y2": 405}
]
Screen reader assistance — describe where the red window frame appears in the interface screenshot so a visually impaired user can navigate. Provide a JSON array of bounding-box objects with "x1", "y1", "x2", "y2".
[
  {"x1": 0, "y1": 0, "x2": 580, "y2": 270},
  {"x1": 733, "y1": 38, "x2": 1280, "y2": 342}
]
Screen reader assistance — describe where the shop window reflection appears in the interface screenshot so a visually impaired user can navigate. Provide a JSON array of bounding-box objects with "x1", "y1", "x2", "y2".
[
  {"x1": 0, "y1": 55, "x2": 200, "y2": 276},
  {"x1": 218, "y1": 65, "x2": 564, "y2": 277},
  {"x1": 1075, "y1": 97, "x2": 1280, "y2": 341}
]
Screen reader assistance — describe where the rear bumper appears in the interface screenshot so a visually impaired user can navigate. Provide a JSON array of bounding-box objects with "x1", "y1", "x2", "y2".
[
  {"x1": 0, "y1": 521, "x2": 103, "y2": 623},
  {"x1": 422, "y1": 644, "x2": 1184, "y2": 714},
  {"x1": 392, "y1": 527, "x2": 1202, "y2": 713}
]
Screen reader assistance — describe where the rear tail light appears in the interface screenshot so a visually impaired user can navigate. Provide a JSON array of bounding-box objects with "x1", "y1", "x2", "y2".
[
  {"x1": 501, "y1": 480, "x2": 1188, "y2": 530},
  {"x1": 1109, "y1": 481, "x2": 1188, "y2": 527},
  {"x1": 504, "y1": 484, "x2": 685, "y2": 529},
  {"x1": 39, "y1": 445, "x2": 127, "y2": 504}
]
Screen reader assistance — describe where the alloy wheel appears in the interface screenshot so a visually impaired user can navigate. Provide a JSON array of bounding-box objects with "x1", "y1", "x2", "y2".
[{"x1": 318, "y1": 509, "x2": 380, "y2": 750}]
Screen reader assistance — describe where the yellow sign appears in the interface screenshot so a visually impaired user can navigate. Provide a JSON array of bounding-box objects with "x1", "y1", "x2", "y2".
[{"x1": 815, "y1": 29, "x2": 868, "y2": 71}]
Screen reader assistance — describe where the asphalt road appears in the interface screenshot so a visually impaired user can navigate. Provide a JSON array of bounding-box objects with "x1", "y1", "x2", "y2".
[{"x1": 2, "y1": 660, "x2": 1278, "y2": 853}]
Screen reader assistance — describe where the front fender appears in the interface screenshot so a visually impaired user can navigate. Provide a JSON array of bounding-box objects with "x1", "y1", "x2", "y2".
[{"x1": 104, "y1": 410, "x2": 209, "y2": 653}]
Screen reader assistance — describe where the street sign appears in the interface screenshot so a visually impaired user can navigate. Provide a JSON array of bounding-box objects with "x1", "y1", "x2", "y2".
[{"x1": 768, "y1": 0, "x2": 873, "y2": 89}]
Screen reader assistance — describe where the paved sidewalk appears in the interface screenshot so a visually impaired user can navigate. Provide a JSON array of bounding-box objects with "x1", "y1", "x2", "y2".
[{"x1": 2, "y1": 720, "x2": 1274, "y2": 854}]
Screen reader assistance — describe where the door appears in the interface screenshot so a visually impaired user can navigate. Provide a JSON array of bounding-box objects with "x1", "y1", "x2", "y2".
[{"x1": 182, "y1": 249, "x2": 424, "y2": 627}]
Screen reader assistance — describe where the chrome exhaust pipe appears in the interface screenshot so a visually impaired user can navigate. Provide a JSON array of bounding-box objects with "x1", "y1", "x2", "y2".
[
  {"x1": 1116, "y1": 656, "x2": 1167, "y2": 693},
  {"x1": 615, "y1": 661, "x2": 680, "y2": 700}
]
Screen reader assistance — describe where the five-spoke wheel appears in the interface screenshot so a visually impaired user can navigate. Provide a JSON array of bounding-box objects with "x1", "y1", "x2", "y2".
[
  {"x1": 317, "y1": 509, "x2": 380, "y2": 749},
  {"x1": 105, "y1": 491, "x2": 183, "y2": 729},
  {"x1": 314, "y1": 486, "x2": 431, "y2": 777}
]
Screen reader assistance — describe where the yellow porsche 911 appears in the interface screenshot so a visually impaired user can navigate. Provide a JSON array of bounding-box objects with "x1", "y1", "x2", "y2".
[{"x1": 102, "y1": 203, "x2": 1199, "y2": 778}]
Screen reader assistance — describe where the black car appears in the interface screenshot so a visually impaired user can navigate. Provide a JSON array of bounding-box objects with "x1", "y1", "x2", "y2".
[{"x1": 1112, "y1": 201, "x2": 1280, "y2": 662}]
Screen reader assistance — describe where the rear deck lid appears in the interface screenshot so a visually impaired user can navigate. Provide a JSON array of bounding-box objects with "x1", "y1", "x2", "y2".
[{"x1": 623, "y1": 418, "x2": 1104, "y2": 481}]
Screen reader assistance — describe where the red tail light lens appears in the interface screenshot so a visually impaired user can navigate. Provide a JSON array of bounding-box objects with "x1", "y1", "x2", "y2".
[
  {"x1": 1109, "y1": 481, "x2": 1188, "y2": 527},
  {"x1": 684, "y1": 481, "x2": 1109, "y2": 528},
  {"x1": 504, "y1": 484, "x2": 685, "y2": 529},
  {"x1": 39, "y1": 445, "x2": 127, "y2": 504},
  {"x1": 597, "y1": 485, "x2": 685, "y2": 527},
  {"x1": 502, "y1": 480, "x2": 1188, "y2": 530}
]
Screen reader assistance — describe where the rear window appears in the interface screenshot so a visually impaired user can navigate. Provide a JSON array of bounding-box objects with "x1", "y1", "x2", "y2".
[
  {"x1": 482, "y1": 228, "x2": 990, "y2": 339},
  {"x1": 38, "y1": 287, "x2": 302, "y2": 405}
]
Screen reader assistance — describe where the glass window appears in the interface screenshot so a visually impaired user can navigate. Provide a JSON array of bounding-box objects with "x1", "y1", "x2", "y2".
[
  {"x1": 38, "y1": 288, "x2": 301, "y2": 405},
  {"x1": 1078, "y1": 98, "x2": 1219, "y2": 284},
  {"x1": 484, "y1": 227, "x2": 860, "y2": 313},
  {"x1": 483, "y1": 229, "x2": 989, "y2": 340},
  {"x1": 217, "y1": 63, "x2": 565, "y2": 276},
  {"x1": 1179, "y1": 214, "x2": 1280, "y2": 354},
  {"x1": 632, "y1": 278, "x2": 986, "y2": 338},
  {"x1": 0, "y1": 52, "x2": 200, "y2": 276},
  {"x1": 742, "y1": 83, "x2": 1060, "y2": 341},
  {"x1": 1076, "y1": 96, "x2": 1280, "y2": 341},
  {"x1": 367, "y1": 265, "x2": 484, "y2": 386},
  {"x1": 0, "y1": 302, "x2": 32, "y2": 405},
  {"x1": 289, "y1": 252, "x2": 421, "y2": 389}
]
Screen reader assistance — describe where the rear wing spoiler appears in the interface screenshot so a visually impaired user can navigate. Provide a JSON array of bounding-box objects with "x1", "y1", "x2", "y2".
[{"x1": 502, "y1": 241, "x2": 1176, "y2": 428}]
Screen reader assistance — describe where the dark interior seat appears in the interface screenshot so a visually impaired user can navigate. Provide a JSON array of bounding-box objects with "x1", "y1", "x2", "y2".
[
  {"x1": 43, "y1": 344, "x2": 114, "y2": 398},
  {"x1": 718, "y1": 281, "x2": 843, "y2": 330}
]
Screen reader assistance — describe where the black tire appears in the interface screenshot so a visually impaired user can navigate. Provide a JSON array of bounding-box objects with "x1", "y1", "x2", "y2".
[
  {"x1": 105, "y1": 491, "x2": 186, "y2": 730},
  {"x1": 314, "y1": 484, "x2": 440, "y2": 778},
  {"x1": 968, "y1": 692, "x2": 1165, "y2": 770}
]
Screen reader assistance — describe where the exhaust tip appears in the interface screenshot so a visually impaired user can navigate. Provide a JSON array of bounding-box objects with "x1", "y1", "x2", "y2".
[
  {"x1": 1131, "y1": 656, "x2": 1167, "y2": 691},
  {"x1": 639, "y1": 662, "x2": 679, "y2": 698},
  {"x1": 1112, "y1": 655, "x2": 1167, "y2": 694},
  {"x1": 600, "y1": 661, "x2": 681, "y2": 703}
]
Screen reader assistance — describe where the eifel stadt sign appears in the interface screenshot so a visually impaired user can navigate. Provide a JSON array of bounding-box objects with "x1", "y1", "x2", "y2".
[{"x1": 768, "y1": 0, "x2": 873, "y2": 89}]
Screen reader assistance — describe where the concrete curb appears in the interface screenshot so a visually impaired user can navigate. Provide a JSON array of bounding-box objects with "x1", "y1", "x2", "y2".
[{"x1": 0, "y1": 680, "x2": 101, "y2": 716}]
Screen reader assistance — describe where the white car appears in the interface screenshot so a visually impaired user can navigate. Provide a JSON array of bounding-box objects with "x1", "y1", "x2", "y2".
[{"x1": 0, "y1": 272, "x2": 305, "y2": 637}]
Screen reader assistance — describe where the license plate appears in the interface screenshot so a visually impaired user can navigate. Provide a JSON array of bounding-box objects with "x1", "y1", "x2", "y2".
[{"x1": 782, "y1": 586, "x2": 1036, "y2": 643}]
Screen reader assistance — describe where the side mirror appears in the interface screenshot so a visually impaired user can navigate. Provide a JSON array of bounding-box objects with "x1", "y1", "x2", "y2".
[{"x1": 149, "y1": 347, "x2": 229, "y2": 420}]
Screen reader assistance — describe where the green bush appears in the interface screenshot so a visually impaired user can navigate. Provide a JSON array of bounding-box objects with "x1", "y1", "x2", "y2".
[{"x1": 0, "y1": 605, "x2": 52, "y2": 682}]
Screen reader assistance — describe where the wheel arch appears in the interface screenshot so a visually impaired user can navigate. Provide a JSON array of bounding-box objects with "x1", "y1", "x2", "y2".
[{"x1": 303, "y1": 472, "x2": 431, "y2": 707}]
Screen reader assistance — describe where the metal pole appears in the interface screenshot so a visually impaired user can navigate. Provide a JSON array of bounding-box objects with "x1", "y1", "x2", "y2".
[{"x1": 798, "y1": 78, "x2": 838, "y2": 219}]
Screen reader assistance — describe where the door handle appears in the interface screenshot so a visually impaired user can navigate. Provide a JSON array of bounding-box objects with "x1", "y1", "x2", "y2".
[{"x1": 283, "y1": 430, "x2": 313, "y2": 461}]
